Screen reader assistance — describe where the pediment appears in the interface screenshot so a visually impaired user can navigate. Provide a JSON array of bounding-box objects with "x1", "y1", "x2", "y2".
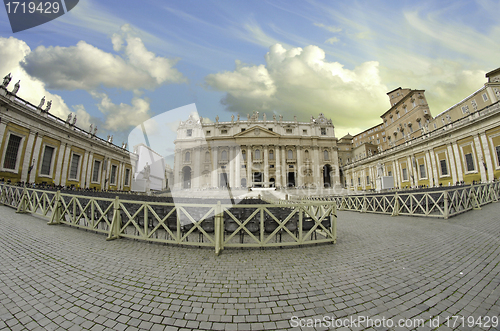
[{"x1": 233, "y1": 126, "x2": 281, "y2": 138}]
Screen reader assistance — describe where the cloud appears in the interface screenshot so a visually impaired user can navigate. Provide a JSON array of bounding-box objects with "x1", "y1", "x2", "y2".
[
  {"x1": 0, "y1": 36, "x2": 88, "y2": 121},
  {"x1": 325, "y1": 37, "x2": 340, "y2": 44},
  {"x1": 205, "y1": 44, "x2": 388, "y2": 132},
  {"x1": 314, "y1": 23, "x2": 342, "y2": 33},
  {"x1": 21, "y1": 24, "x2": 187, "y2": 91},
  {"x1": 91, "y1": 91, "x2": 153, "y2": 131}
]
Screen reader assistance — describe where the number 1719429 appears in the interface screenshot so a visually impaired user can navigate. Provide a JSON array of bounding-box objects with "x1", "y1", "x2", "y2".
[{"x1": 5, "y1": 2, "x2": 60, "y2": 14}]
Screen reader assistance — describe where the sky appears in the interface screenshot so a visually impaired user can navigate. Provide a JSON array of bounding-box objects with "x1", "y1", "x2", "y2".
[{"x1": 1, "y1": 0, "x2": 499, "y2": 148}]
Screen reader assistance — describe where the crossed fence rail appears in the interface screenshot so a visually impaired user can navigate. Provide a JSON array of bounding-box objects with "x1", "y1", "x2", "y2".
[
  {"x1": 0, "y1": 184, "x2": 336, "y2": 255},
  {"x1": 296, "y1": 182, "x2": 500, "y2": 219}
]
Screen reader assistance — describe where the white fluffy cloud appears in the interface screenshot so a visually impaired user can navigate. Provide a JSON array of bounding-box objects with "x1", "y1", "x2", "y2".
[
  {"x1": 21, "y1": 24, "x2": 187, "y2": 91},
  {"x1": 0, "y1": 36, "x2": 84, "y2": 121},
  {"x1": 205, "y1": 44, "x2": 389, "y2": 134},
  {"x1": 91, "y1": 91, "x2": 152, "y2": 131}
]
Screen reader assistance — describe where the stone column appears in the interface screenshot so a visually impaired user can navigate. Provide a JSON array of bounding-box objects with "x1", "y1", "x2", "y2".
[
  {"x1": 474, "y1": 134, "x2": 487, "y2": 182},
  {"x1": 281, "y1": 147, "x2": 286, "y2": 187},
  {"x1": 446, "y1": 143, "x2": 458, "y2": 185},
  {"x1": 28, "y1": 134, "x2": 43, "y2": 183},
  {"x1": 174, "y1": 148, "x2": 181, "y2": 190},
  {"x1": 60, "y1": 144, "x2": 73, "y2": 187},
  {"x1": 332, "y1": 147, "x2": 340, "y2": 186},
  {"x1": 193, "y1": 147, "x2": 201, "y2": 189},
  {"x1": 246, "y1": 146, "x2": 252, "y2": 188},
  {"x1": 235, "y1": 146, "x2": 241, "y2": 188},
  {"x1": 296, "y1": 146, "x2": 302, "y2": 187},
  {"x1": 86, "y1": 152, "x2": 94, "y2": 187},
  {"x1": 54, "y1": 142, "x2": 67, "y2": 186},
  {"x1": 479, "y1": 132, "x2": 494, "y2": 181},
  {"x1": 21, "y1": 132, "x2": 37, "y2": 182},
  {"x1": 275, "y1": 146, "x2": 281, "y2": 188},
  {"x1": 451, "y1": 142, "x2": 463, "y2": 182},
  {"x1": 80, "y1": 150, "x2": 89, "y2": 188},
  {"x1": 229, "y1": 146, "x2": 235, "y2": 188},
  {"x1": 0, "y1": 121, "x2": 7, "y2": 144},
  {"x1": 391, "y1": 160, "x2": 398, "y2": 188},
  {"x1": 212, "y1": 146, "x2": 218, "y2": 188},
  {"x1": 429, "y1": 149, "x2": 439, "y2": 186},
  {"x1": 263, "y1": 145, "x2": 269, "y2": 187},
  {"x1": 424, "y1": 151, "x2": 432, "y2": 186},
  {"x1": 313, "y1": 147, "x2": 320, "y2": 187}
]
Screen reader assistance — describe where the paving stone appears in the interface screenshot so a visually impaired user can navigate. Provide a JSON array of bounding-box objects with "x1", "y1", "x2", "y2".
[{"x1": 1, "y1": 204, "x2": 500, "y2": 330}]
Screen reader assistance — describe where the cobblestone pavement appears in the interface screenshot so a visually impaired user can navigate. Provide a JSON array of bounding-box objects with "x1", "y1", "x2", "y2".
[{"x1": 1, "y1": 203, "x2": 500, "y2": 331}]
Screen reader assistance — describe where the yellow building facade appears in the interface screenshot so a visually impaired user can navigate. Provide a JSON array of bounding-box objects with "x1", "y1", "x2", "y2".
[
  {"x1": 0, "y1": 83, "x2": 136, "y2": 190},
  {"x1": 343, "y1": 68, "x2": 500, "y2": 190}
]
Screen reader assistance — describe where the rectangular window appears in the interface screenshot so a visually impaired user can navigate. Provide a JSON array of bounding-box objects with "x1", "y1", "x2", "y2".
[
  {"x1": 286, "y1": 129, "x2": 292, "y2": 134},
  {"x1": 242, "y1": 165, "x2": 246, "y2": 168},
  {"x1": 268, "y1": 128, "x2": 273, "y2": 132},
  {"x1": 321, "y1": 128, "x2": 326, "y2": 135},
  {"x1": 482, "y1": 93, "x2": 488, "y2": 102},
  {"x1": 288, "y1": 165, "x2": 293, "y2": 168},
  {"x1": 221, "y1": 129, "x2": 227, "y2": 134},
  {"x1": 270, "y1": 165, "x2": 274, "y2": 168},
  {"x1": 241, "y1": 128, "x2": 246, "y2": 132},
  {"x1": 69, "y1": 153, "x2": 80, "y2": 180},
  {"x1": 124, "y1": 168, "x2": 130, "y2": 186},
  {"x1": 350, "y1": 179, "x2": 353, "y2": 186},
  {"x1": 402, "y1": 168, "x2": 408, "y2": 181},
  {"x1": 186, "y1": 129, "x2": 192, "y2": 137},
  {"x1": 388, "y1": 171, "x2": 392, "y2": 177},
  {"x1": 40, "y1": 146, "x2": 54, "y2": 176},
  {"x1": 110, "y1": 165, "x2": 117, "y2": 184},
  {"x1": 3, "y1": 134, "x2": 22, "y2": 170},
  {"x1": 358, "y1": 177, "x2": 361, "y2": 185},
  {"x1": 303, "y1": 129, "x2": 307, "y2": 135},
  {"x1": 419, "y1": 164, "x2": 426, "y2": 179},
  {"x1": 92, "y1": 160, "x2": 101, "y2": 182},
  {"x1": 366, "y1": 176, "x2": 370, "y2": 184},
  {"x1": 440, "y1": 159, "x2": 448, "y2": 176},
  {"x1": 206, "y1": 131, "x2": 211, "y2": 136},
  {"x1": 465, "y1": 153, "x2": 475, "y2": 172}
]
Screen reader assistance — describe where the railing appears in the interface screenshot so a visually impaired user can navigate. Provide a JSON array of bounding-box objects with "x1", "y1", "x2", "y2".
[
  {"x1": 296, "y1": 182, "x2": 499, "y2": 219},
  {"x1": 0, "y1": 184, "x2": 336, "y2": 255}
]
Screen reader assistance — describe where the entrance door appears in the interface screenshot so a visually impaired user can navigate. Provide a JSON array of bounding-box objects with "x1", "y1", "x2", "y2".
[
  {"x1": 287, "y1": 172, "x2": 295, "y2": 187},
  {"x1": 323, "y1": 164, "x2": 332, "y2": 188},
  {"x1": 220, "y1": 173, "x2": 228, "y2": 188},
  {"x1": 253, "y1": 172, "x2": 262, "y2": 187},
  {"x1": 182, "y1": 166, "x2": 191, "y2": 189}
]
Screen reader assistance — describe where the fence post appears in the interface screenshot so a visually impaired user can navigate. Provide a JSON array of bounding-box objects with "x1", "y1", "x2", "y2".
[
  {"x1": 107, "y1": 196, "x2": 121, "y2": 241},
  {"x1": 331, "y1": 202, "x2": 337, "y2": 244},
  {"x1": 16, "y1": 186, "x2": 29, "y2": 214},
  {"x1": 471, "y1": 188, "x2": 481, "y2": 210},
  {"x1": 214, "y1": 201, "x2": 223, "y2": 255},
  {"x1": 391, "y1": 192, "x2": 400, "y2": 217},
  {"x1": 361, "y1": 195, "x2": 367, "y2": 213},
  {"x1": 0, "y1": 184, "x2": 5, "y2": 205},
  {"x1": 48, "y1": 190, "x2": 62, "y2": 225},
  {"x1": 443, "y1": 192, "x2": 449, "y2": 219}
]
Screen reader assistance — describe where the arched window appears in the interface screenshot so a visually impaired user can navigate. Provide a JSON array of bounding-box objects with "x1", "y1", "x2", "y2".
[
  {"x1": 288, "y1": 149, "x2": 293, "y2": 159},
  {"x1": 269, "y1": 150, "x2": 274, "y2": 160},
  {"x1": 324, "y1": 150, "x2": 329, "y2": 161},
  {"x1": 221, "y1": 150, "x2": 227, "y2": 160},
  {"x1": 255, "y1": 149, "x2": 261, "y2": 160},
  {"x1": 205, "y1": 151, "x2": 210, "y2": 162},
  {"x1": 185, "y1": 152, "x2": 190, "y2": 162}
]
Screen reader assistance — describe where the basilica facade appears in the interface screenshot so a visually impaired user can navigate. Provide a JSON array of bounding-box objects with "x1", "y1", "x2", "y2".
[{"x1": 172, "y1": 112, "x2": 340, "y2": 190}]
